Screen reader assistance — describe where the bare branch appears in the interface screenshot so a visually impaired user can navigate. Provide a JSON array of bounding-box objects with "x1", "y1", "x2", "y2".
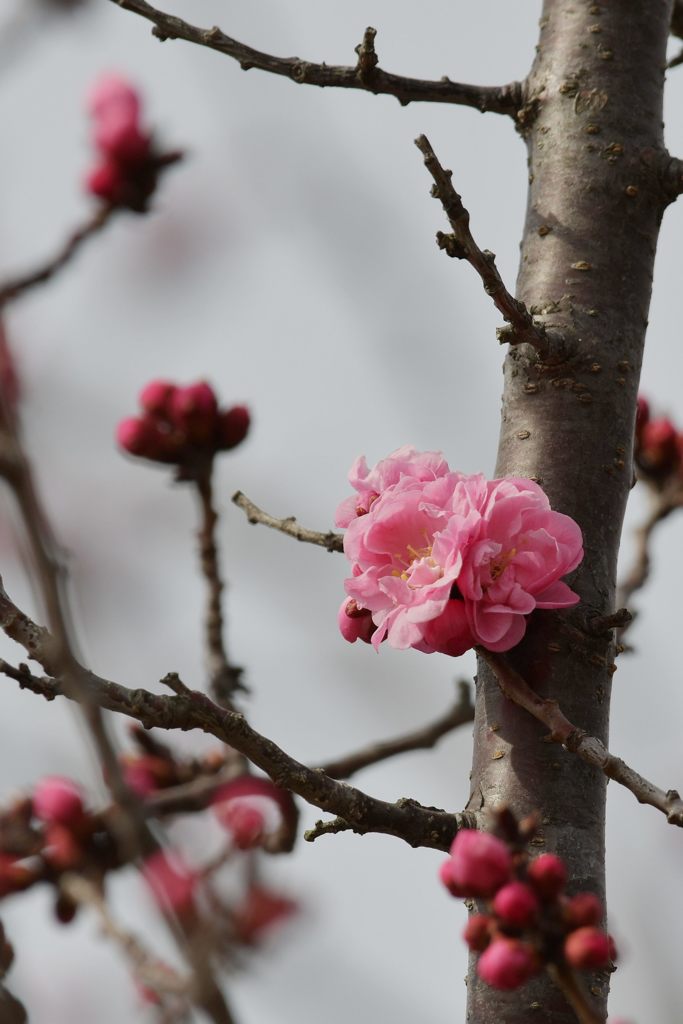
[
  {"x1": 318, "y1": 680, "x2": 474, "y2": 779},
  {"x1": 414, "y1": 134, "x2": 565, "y2": 359},
  {"x1": 546, "y1": 963, "x2": 603, "y2": 1024},
  {"x1": 195, "y1": 470, "x2": 245, "y2": 706},
  {"x1": 0, "y1": 587, "x2": 475, "y2": 850},
  {"x1": 0, "y1": 206, "x2": 114, "y2": 308},
  {"x1": 232, "y1": 490, "x2": 343, "y2": 552},
  {"x1": 480, "y1": 649, "x2": 683, "y2": 827},
  {"x1": 616, "y1": 489, "x2": 680, "y2": 613},
  {"x1": 108, "y1": 0, "x2": 522, "y2": 116}
]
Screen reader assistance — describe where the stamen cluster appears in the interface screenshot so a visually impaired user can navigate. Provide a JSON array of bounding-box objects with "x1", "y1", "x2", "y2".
[{"x1": 439, "y1": 811, "x2": 616, "y2": 991}]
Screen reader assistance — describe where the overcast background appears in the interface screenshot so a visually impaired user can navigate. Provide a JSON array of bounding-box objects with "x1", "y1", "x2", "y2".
[{"x1": 0, "y1": 2, "x2": 682, "y2": 1021}]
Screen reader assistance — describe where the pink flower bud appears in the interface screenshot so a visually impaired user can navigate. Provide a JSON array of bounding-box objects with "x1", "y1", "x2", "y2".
[
  {"x1": 87, "y1": 74, "x2": 140, "y2": 120},
  {"x1": 123, "y1": 763, "x2": 159, "y2": 799},
  {"x1": 564, "y1": 926, "x2": 614, "y2": 970},
  {"x1": 463, "y1": 914, "x2": 492, "y2": 952},
  {"x1": 439, "y1": 858, "x2": 465, "y2": 898},
  {"x1": 44, "y1": 824, "x2": 83, "y2": 870},
  {"x1": 85, "y1": 161, "x2": 123, "y2": 203},
  {"x1": 338, "y1": 600, "x2": 375, "y2": 644},
  {"x1": 447, "y1": 830, "x2": 512, "y2": 898},
  {"x1": 564, "y1": 892, "x2": 603, "y2": 930},
  {"x1": 492, "y1": 881, "x2": 539, "y2": 928},
  {"x1": 527, "y1": 853, "x2": 567, "y2": 899},
  {"x1": 139, "y1": 379, "x2": 177, "y2": 417},
  {"x1": 477, "y1": 937, "x2": 539, "y2": 990},
  {"x1": 219, "y1": 802, "x2": 266, "y2": 850},
  {"x1": 635, "y1": 395, "x2": 649, "y2": 435},
  {"x1": 169, "y1": 382, "x2": 218, "y2": 443},
  {"x1": 33, "y1": 777, "x2": 85, "y2": 827},
  {"x1": 217, "y1": 405, "x2": 251, "y2": 450},
  {"x1": 640, "y1": 417, "x2": 679, "y2": 472},
  {"x1": 232, "y1": 885, "x2": 297, "y2": 946},
  {"x1": 116, "y1": 416, "x2": 154, "y2": 455},
  {"x1": 94, "y1": 112, "x2": 149, "y2": 162},
  {"x1": 143, "y1": 850, "x2": 197, "y2": 915}
]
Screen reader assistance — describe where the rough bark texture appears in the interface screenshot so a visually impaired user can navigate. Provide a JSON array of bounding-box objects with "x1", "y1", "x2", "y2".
[{"x1": 467, "y1": 2, "x2": 672, "y2": 1021}]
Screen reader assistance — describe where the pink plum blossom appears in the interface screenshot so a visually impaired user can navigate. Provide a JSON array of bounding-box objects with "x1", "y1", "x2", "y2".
[{"x1": 337, "y1": 448, "x2": 583, "y2": 656}]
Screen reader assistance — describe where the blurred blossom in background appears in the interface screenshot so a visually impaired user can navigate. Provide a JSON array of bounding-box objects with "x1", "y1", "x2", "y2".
[{"x1": 1, "y1": 1, "x2": 683, "y2": 1021}]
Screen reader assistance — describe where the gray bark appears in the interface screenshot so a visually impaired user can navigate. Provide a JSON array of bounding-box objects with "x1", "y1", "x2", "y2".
[{"x1": 467, "y1": 2, "x2": 674, "y2": 1021}]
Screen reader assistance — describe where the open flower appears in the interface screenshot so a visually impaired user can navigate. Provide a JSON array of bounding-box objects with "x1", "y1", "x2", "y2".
[{"x1": 338, "y1": 448, "x2": 583, "y2": 656}]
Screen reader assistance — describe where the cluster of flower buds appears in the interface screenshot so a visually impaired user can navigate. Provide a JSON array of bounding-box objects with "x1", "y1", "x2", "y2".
[
  {"x1": 439, "y1": 810, "x2": 616, "y2": 991},
  {"x1": 116, "y1": 379, "x2": 250, "y2": 471},
  {"x1": 85, "y1": 74, "x2": 181, "y2": 212},
  {"x1": 0, "y1": 776, "x2": 121, "y2": 924},
  {"x1": 634, "y1": 396, "x2": 683, "y2": 487}
]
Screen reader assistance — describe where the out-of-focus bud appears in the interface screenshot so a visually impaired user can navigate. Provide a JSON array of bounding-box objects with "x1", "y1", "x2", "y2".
[
  {"x1": 639, "y1": 417, "x2": 679, "y2": 475},
  {"x1": 33, "y1": 777, "x2": 85, "y2": 828},
  {"x1": 143, "y1": 850, "x2": 197, "y2": 915},
  {"x1": 232, "y1": 885, "x2": 296, "y2": 946},
  {"x1": 564, "y1": 926, "x2": 615, "y2": 970},
  {"x1": 217, "y1": 405, "x2": 251, "y2": 450},
  {"x1": 492, "y1": 881, "x2": 539, "y2": 929},
  {"x1": 527, "y1": 853, "x2": 567, "y2": 900},
  {"x1": 563, "y1": 891, "x2": 603, "y2": 930},
  {"x1": 445, "y1": 830, "x2": 512, "y2": 899},
  {"x1": 463, "y1": 914, "x2": 493, "y2": 952},
  {"x1": 43, "y1": 824, "x2": 83, "y2": 870},
  {"x1": 139, "y1": 380, "x2": 177, "y2": 417},
  {"x1": 477, "y1": 937, "x2": 539, "y2": 990}
]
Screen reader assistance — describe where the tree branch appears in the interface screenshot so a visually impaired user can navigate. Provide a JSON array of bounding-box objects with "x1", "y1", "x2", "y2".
[
  {"x1": 414, "y1": 134, "x2": 565, "y2": 359},
  {"x1": 108, "y1": 0, "x2": 522, "y2": 115},
  {"x1": 0, "y1": 588, "x2": 475, "y2": 850},
  {"x1": 318, "y1": 680, "x2": 474, "y2": 779},
  {"x1": 480, "y1": 649, "x2": 683, "y2": 827},
  {"x1": 0, "y1": 206, "x2": 114, "y2": 308},
  {"x1": 232, "y1": 490, "x2": 343, "y2": 552},
  {"x1": 616, "y1": 489, "x2": 680, "y2": 613},
  {"x1": 195, "y1": 469, "x2": 244, "y2": 706}
]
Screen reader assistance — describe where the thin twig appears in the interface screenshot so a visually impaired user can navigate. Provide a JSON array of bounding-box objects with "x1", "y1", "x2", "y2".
[
  {"x1": 0, "y1": 589, "x2": 476, "y2": 850},
  {"x1": 0, "y1": 205, "x2": 114, "y2": 308},
  {"x1": 414, "y1": 134, "x2": 563, "y2": 359},
  {"x1": 195, "y1": 469, "x2": 244, "y2": 706},
  {"x1": 318, "y1": 680, "x2": 474, "y2": 779},
  {"x1": 232, "y1": 490, "x2": 343, "y2": 552},
  {"x1": 616, "y1": 489, "x2": 680, "y2": 613},
  {"x1": 547, "y1": 962, "x2": 603, "y2": 1024},
  {"x1": 108, "y1": 0, "x2": 522, "y2": 115},
  {"x1": 480, "y1": 649, "x2": 683, "y2": 827},
  {"x1": 62, "y1": 875, "x2": 192, "y2": 1003}
]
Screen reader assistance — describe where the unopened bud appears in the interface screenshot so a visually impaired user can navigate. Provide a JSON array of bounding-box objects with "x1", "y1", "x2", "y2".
[
  {"x1": 217, "y1": 405, "x2": 250, "y2": 450},
  {"x1": 527, "y1": 853, "x2": 567, "y2": 899},
  {"x1": 564, "y1": 892, "x2": 603, "y2": 930},
  {"x1": 477, "y1": 937, "x2": 539, "y2": 990},
  {"x1": 564, "y1": 926, "x2": 614, "y2": 970},
  {"x1": 33, "y1": 777, "x2": 85, "y2": 828},
  {"x1": 446, "y1": 830, "x2": 512, "y2": 899},
  {"x1": 492, "y1": 881, "x2": 539, "y2": 929},
  {"x1": 463, "y1": 913, "x2": 493, "y2": 952}
]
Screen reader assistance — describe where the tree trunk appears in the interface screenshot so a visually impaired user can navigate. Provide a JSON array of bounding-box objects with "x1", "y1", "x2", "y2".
[{"x1": 467, "y1": 2, "x2": 673, "y2": 1021}]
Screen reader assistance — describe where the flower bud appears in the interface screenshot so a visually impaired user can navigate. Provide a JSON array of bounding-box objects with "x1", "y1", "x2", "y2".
[
  {"x1": 463, "y1": 914, "x2": 492, "y2": 952},
  {"x1": 640, "y1": 418, "x2": 679, "y2": 474},
  {"x1": 44, "y1": 824, "x2": 83, "y2": 870},
  {"x1": 438, "y1": 858, "x2": 465, "y2": 898},
  {"x1": 85, "y1": 161, "x2": 123, "y2": 203},
  {"x1": 33, "y1": 777, "x2": 85, "y2": 827},
  {"x1": 527, "y1": 853, "x2": 567, "y2": 899},
  {"x1": 635, "y1": 395, "x2": 649, "y2": 436},
  {"x1": 232, "y1": 885, "x2": 296, "y2": 946},
  {"x1": 139, "y1": 380, "x2": 176, "y2": 417},
  {"x1": 447, "y1": 830, "x2": 512, "y2": 898},
  {"x1": 143, "y1": 851, "x2": 197, "y2": 915},
  {"x1": 338, "y1": 600, "x2": 375, "y2": 644},
  {"x1": 87, "y1": 75, "x2": 140, "y2": 121},
  {"x1": 116, "y1": 416, "x2": 154, "y2": 456},
  {"x1": 217, "y1": 405, "x2": 251, "y2": 450},
  {"x1": 564, "y1": 892, "x2": 603, "y2": 930},
  {"x1": 94, "y1": 114, "x2": 149, "y2": 162},
  {"x1": 219, "y1": 801, "x2": 266, "y2": 851},
  {"x1": 477, "y1": 937, "x2": 539, "y2": 990},
  {"x1": 564, "y1": 926, "x2": 614, "y2": 970},
  {"x1": 492, "y1": 881, "x2": 539, "y2": 929}
]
